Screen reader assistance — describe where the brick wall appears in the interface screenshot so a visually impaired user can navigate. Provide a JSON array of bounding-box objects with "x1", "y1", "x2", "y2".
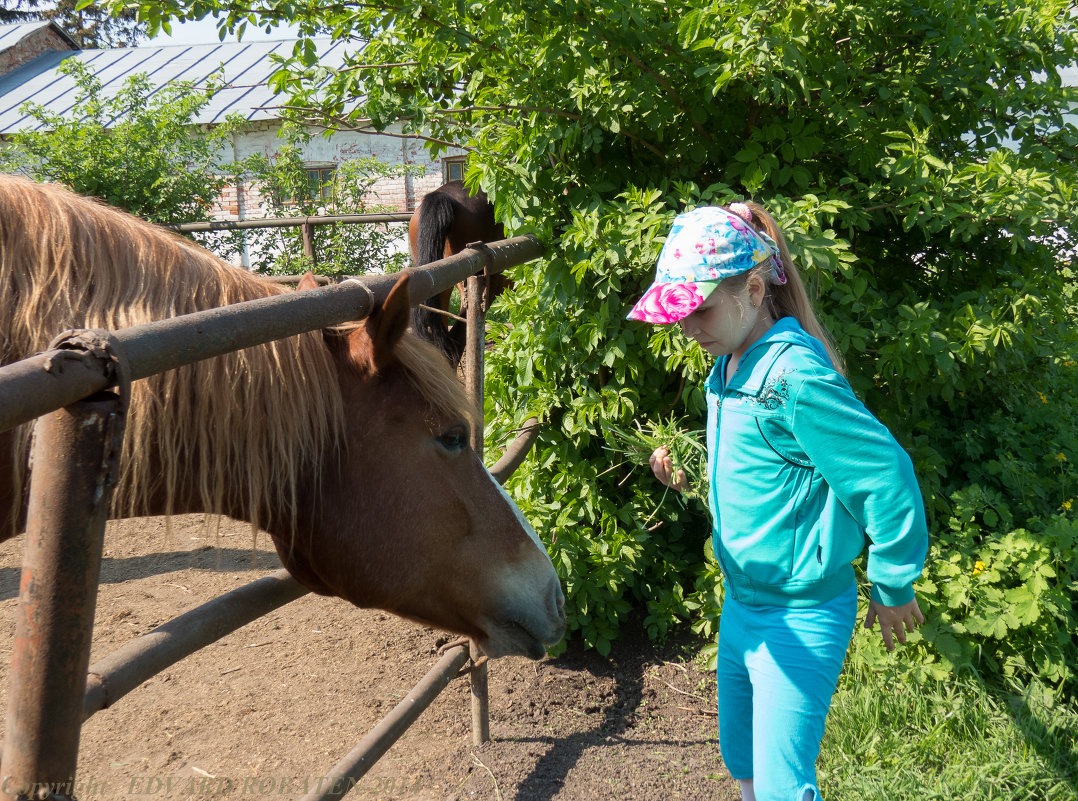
[
  {"x1": 0, "y1": 25, "x2": 75, "y2": 74},
  {"x1": 212, "y1": 176, "x2": 426, "y2": 220}
]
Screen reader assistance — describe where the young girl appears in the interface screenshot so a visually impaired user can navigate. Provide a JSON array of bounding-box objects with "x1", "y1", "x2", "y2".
[{"x1": 627, "y1": 203, "x2": 928, "y2": 801}]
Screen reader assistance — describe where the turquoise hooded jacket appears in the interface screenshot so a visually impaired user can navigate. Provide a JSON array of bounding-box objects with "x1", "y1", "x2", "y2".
[{"x1": 705, "y1": 317, "x2": 928, "y2": 608}]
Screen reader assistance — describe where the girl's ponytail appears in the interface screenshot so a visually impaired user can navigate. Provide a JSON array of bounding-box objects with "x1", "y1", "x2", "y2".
[{"x1": 742, "y1": 201, "x2": 846, "y2": 376}]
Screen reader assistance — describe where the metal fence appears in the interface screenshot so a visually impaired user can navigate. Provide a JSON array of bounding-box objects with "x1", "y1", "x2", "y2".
[{"x1": 0, "y1": 232, "x2": 544, "y2": 801}]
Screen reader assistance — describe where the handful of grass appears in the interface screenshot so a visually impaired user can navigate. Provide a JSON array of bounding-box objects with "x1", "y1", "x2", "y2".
[{"x1": 605, "y1": 416, "x2": 709, "y2": 509}]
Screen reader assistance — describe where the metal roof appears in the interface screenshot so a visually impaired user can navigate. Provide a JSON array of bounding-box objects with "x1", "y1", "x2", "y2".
[{"x1": 0, "y1": 25, "x2": 354, "y2": 133}]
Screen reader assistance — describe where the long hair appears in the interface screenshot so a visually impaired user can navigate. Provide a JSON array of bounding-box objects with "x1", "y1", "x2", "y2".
[
  {"x1": 724, "y1": 201, "x2": 846, "y2": 375},
  {"x1": 0, "y1": 175, "x2": 344, "y2": 536}
]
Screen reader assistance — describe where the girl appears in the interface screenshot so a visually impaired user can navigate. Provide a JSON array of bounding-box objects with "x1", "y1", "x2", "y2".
[{"x1": 627, "y1": 203, "x2": 928, "y2": 801}]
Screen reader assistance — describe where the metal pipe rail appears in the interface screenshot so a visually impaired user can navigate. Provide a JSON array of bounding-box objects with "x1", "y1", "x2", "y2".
[
  {"x1": 1, "y1": 394, "x2": 125, "y2": 798},
  {"x1": 490, "y1": 417, "x2": 541, "y2": 484},
  {"x1": 0, "y1": 234, "x2": 543, "y2": 435},
  {"x1": 82, "y1": 570, "x2": 309, "y2": 720}
]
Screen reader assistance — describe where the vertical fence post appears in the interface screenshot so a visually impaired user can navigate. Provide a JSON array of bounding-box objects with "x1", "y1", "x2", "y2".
[
  {"x1": 464, "y1": 271, "x2": 491, "y2": 746},
  {"x1": 0, "y1": 391, "x2": 125, "y2": 801},
  {"x1": 302, "y1": 221, "x2": 318, "y2": 267}
]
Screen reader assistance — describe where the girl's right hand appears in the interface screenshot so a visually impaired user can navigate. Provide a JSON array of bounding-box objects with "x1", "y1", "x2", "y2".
[{"x1": 649, "y1": 446, "x2": 689, "y2": 492}]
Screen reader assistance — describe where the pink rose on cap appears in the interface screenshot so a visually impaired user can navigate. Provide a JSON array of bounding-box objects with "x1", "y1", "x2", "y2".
[{"x1": 629, "y1": 282, "x2": 712, "y2": 324}]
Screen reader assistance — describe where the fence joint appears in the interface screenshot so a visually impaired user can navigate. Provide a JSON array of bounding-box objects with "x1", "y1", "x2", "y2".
[{"x1": 45, "y1": 328, "x2": 132, "y2": 412}]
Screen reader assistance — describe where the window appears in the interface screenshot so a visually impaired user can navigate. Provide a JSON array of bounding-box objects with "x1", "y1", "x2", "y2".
[
  {"x1": 306, "y1": 166, "x2": 336, "y2": 201},
  {"x1": 443, "y1": 158, "x2": 465, "y2": 183}
]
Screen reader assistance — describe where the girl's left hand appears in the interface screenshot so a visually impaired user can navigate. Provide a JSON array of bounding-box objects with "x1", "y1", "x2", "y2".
[
  {"x1": 865, "y1": 598, "x2": 924, "y2": 652},
  {"x1": 648, "y1": 446, "x2": 688, "y2": 492}
]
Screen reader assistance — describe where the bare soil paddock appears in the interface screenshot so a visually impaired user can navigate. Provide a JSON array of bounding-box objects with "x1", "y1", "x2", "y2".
[{"x1": 0, "y1": 515, "x2": 737, "y2": 801}]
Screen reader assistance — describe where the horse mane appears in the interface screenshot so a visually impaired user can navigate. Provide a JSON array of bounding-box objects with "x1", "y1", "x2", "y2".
[{"x1": 0, "y1": 175, "x2": 349, "y2": 537}]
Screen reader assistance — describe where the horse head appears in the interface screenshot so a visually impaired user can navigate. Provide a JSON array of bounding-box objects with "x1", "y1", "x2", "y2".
[
  {"x1": 0, "y1": 174, "x2": 562, "y2": 658},
  {"x1": 276, "y1": 273, "x2": 565, "y2": 659}
]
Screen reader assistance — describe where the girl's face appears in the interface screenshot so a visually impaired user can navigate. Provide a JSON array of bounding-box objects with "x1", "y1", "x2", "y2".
[{"x1": 679, "y1": 280, "x2": 764, "y2": 358}]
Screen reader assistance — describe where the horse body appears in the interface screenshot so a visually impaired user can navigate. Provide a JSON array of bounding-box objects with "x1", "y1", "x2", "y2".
[
  {"x1": 408, "y1": 180, "x2": 504, "y2": 364},
  {"x1": 0, "y1": 175, "x2": 564, "y2": 659}
]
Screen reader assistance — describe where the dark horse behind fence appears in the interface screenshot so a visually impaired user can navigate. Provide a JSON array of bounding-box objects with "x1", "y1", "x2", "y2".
[
  {"x1": 408, "y1": 180, "x2": 505, "y2": 366},
  {"x1": 0, "y1": 175, "x2": 564, "y2": 659}
]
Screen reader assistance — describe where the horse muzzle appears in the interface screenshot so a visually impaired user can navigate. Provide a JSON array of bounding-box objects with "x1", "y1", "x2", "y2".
[{"x1": 477, "y1": 573, "x2": 566, "y2": 660}]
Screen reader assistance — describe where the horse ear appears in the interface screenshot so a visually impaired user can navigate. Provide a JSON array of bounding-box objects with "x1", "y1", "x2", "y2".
[
  {"x1": 296, "y1": 272, "x2": 320, "y2": 291},
  {"x1": 365, "y1": 272, "x2": 412, "y2": 372}
]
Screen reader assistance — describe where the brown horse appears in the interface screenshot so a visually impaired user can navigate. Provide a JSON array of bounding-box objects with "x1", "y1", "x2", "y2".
[
  {"x1": 408, "y1": 180, "x2": 505, "y2": 365},
  {"x1": 0, "y1": 175, "x2": 564, "y2": 659}
]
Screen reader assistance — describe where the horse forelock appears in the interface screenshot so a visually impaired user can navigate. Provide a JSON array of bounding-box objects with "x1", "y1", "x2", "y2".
[
  {"x1": 0, "y1": 175, "x2": 344, "y2": 537},
  {"x1": 331, "y1": 319, "x2": 479, "y2": 432},
  {"x1": 395, "y1": 334, "x2": 480, "y2": 430}
]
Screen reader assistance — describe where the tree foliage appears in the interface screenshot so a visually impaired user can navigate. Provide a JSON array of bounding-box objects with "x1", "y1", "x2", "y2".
[{"x1": 114, "y1": 0, "x2": 1078, "y2": 692}]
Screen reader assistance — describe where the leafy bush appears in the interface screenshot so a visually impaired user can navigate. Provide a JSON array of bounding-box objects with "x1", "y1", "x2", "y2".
[
  {"x1": 835, "y1": 260, "x2": 1078, "y2": 694},
  {"x1": 486, "y1": 185, "x2": 714, "y2": 655},
  {"x1": 489, "y1": 179, "x2": 1078, "y2": 698}
]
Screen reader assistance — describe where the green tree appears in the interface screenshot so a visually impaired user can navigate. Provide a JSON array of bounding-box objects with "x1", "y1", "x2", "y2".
[
  {"x1": 0, "y1": 59, "x2": 236, "y2": 223},
  {"x1": 114, "y1": 0, "x2": 1077, "y2": 691}
]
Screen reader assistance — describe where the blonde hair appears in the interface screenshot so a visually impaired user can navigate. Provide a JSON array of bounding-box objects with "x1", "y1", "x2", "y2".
[
  {"x1": 719, "y1": 201, "x2": 845, "y2": 376},
  {"x1": 0, "y1": 175, "x2": 347, "y2": 538}
]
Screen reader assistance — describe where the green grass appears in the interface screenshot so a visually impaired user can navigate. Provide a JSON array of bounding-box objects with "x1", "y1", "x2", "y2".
[{"x1": 818, "y1": 669, "x2": 1078, "y2": 800}]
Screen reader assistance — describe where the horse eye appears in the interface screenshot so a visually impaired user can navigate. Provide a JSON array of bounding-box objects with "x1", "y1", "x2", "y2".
[{"x1": 437, "y1": 426, "x2": 469, "y2": 452}]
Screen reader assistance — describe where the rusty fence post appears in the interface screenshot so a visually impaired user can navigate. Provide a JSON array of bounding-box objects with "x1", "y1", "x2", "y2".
[
  {"x1": 0, "y1": 391, "x2": 125, "y2": 801},
  {"x1": 464, "y1": 269, "x2": 491, "y2": 746},
  {"x1": 302, "y1": 220, "x2": 318, "y2": 267}
]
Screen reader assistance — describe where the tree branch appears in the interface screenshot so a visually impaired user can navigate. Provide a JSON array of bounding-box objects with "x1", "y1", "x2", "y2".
[
  {"x1": 338, "y1": 61, "x2": 421, "y2": 72},
  {"x1": 427, "y1": 105, "x2": 584, "y2": 121},
  {"x1": 274, "y1": 104, "x2": 478, "y2": 153}
]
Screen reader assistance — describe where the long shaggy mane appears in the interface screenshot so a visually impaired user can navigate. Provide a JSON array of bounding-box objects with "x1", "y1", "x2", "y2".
[{"x1": 0, "y1": 175, "x2": 344, "y2": 536}]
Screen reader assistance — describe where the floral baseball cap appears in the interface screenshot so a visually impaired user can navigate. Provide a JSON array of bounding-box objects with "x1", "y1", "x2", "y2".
[{"x1": 626, "y1": 205, "x2": 784, "y2": 324}]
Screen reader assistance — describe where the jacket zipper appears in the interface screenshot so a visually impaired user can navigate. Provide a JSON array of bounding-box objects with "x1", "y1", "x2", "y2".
[{"x1": 710, "y1": 389, "x2": 738, "y2": 600}]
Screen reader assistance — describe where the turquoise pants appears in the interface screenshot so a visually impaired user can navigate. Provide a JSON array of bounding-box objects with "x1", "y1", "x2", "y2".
[{"x1": 716, "y1": 582, "x2": 857, "y2": 801}]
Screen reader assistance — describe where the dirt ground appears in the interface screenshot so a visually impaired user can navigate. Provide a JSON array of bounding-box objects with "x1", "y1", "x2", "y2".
[{"x1": 0, "y1": 514, "x2": 738, "y2": 801}]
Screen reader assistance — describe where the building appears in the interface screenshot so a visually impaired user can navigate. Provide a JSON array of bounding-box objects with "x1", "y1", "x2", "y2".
[{"x1": 0, "y1": 20, "x2": 463, "y2": 222}]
